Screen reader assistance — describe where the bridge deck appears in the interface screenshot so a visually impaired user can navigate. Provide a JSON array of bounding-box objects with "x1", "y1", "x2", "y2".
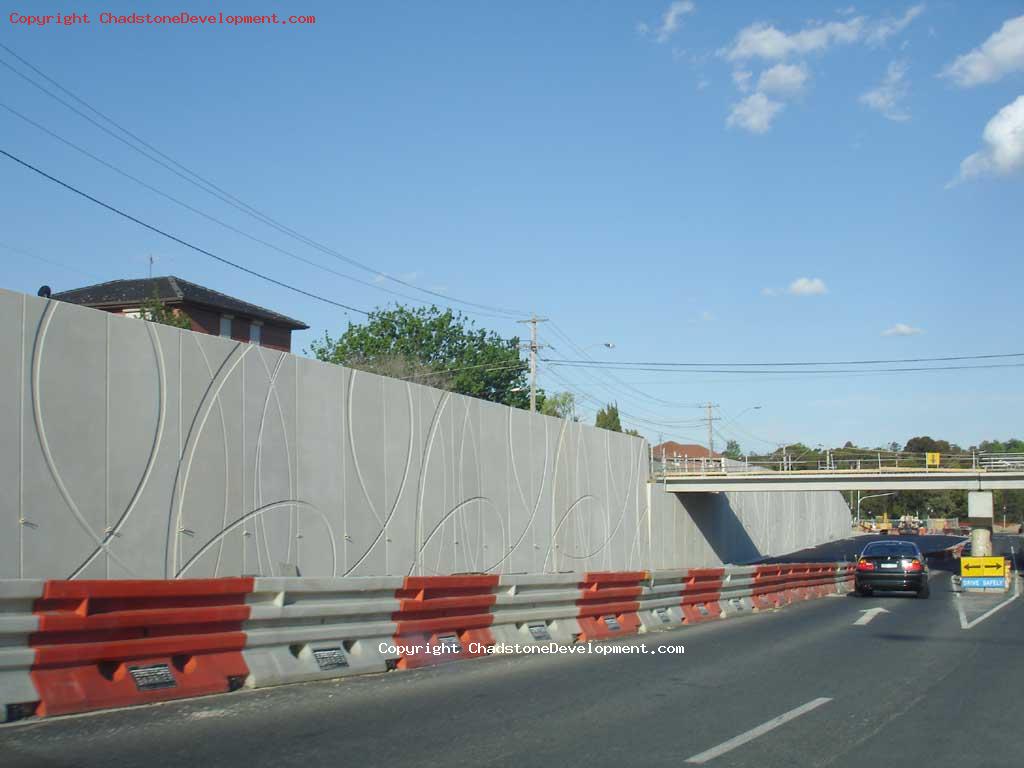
[{"x1": 660, "y1": 468, "x2": 1024, "y2": 492}]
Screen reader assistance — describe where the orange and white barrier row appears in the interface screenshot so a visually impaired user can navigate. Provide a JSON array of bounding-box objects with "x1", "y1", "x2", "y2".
[{"x1": 0, "y1": 563, "x2": 852, "y2": 721}]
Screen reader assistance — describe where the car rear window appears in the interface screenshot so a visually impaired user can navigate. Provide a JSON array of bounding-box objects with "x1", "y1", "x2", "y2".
[{"x1": 862, "y1": 542, "x2": 919, "y2": 557}]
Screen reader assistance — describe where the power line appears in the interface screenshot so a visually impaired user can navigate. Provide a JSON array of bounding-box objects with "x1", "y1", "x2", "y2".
[
  {"x1": 543, "y1": 351, "x2": 1024, "y2": 368},
  {"x1": 0, "y1": 239, "x2": 101, "y2": 281},
  {"x1": 542, "y1": 360, "x2": 1024, "y2": 375},
  {"x1": 541, "y1": 344, "x2": 707, "y2": 425},
  {"x1": 539, "y1": 363, "x2": 706, "y2": 438},
  {"x1": 546, "y1": 321, "x2": 703, "y2": 409},
  {"x1": 542, "y1": 343, "x2": 700, "y2": 423},
  {"x1": 0, "y1": 44, "x2": 529, "y2": 319},
  {"x1": 0, "y1": 101, "x2": 523, "y2": 321},
  {"x1": 400, "y1": 360, "x2": 527, "y2": 381},
  {"x1": 1, "y1": 148, "x2": 369, "y2": 316}
]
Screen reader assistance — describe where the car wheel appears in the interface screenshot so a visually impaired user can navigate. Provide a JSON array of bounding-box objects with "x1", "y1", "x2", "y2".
[
  {"x1": 858, "y1": 586, "x2": 873, "y2": 597},
  {"x1": 917, "y1": 583, "x2": 930, "y2": 599}
]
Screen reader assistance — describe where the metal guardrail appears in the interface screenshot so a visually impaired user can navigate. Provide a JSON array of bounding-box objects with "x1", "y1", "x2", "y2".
[
  {"x1": 979, "y1": 453, "x2": 1024, "y2": 470},
  {"x1": 652, "y1": 452, "x2": 1024, "y2": 479}
]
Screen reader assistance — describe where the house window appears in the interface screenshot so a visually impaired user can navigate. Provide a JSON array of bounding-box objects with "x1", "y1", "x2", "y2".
[
  {"x1": 249, "y1": 322, "x2": 262, "y2": 346},
  {"x1": 219, "y1": 315, "x2": 233, "y2": 337}
]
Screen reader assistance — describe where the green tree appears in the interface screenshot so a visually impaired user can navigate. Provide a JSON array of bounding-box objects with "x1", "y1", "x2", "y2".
[
  {"x1": 623, "y1": 428, "x2": 642, "y2": 437},
  {"x1": 594, "y1": 402, "x2": 622, "y2": 432},
  {"x1": 307, "y1": 305, "x2": 534, "y2": 409},
  {"x1": 540, "y1": 391, "x2": 576, "y2": 419},
  {"x1": 723, "y1": 439, "x2": 743, "y2": 460},
  {"x1": 139, "y1": 289, "x2": 191, "y2": 330}
]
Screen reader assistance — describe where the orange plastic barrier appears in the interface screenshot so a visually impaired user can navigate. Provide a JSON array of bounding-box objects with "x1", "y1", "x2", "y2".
[
  {"x1": 751, "y1": 565, "x2": 789, "y2": 609},
  {"x1": 391, "y1": 575, "x2": 499, "y2": 669},
  {"x1": 680, "y1": 568, "x2": 725, "y2": 623},
  {"x1": 576, "y1": 571, "x2": 645, "y2": 641},
  {"x1": 29, "y1": 579, "x2": 253, "y2": 717}
]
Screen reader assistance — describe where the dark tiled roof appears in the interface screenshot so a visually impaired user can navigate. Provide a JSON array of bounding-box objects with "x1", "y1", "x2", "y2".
[{"x1": 52, "y1": 276, "x2": 308, "y2": 330}]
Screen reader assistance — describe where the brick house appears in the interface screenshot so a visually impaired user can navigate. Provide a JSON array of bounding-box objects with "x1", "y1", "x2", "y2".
[
  {"x1": 652, "y1": 441, "x2": 721, "y2": 461},
  {"x1": 51, "y1": 276, "x2": 308, "y2": 352}
]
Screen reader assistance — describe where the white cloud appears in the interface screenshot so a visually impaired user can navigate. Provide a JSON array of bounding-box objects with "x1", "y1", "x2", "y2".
[
  {"x1": 649, "y1": 1, "x2": 696, "y2": 43},
  {"x1": 760, "y1": 287, "x2": 779, "y2": 297},
  {"x1": 942, "y1": 15, "x2": 1024, "y2": 87},
  {"x1": 722, "y1": 17, "x2": 865, "y2": 61},
  {"x1": 860, "y1": 60, "x2": 911, "y2": 121},
  {"x1": 726, "y1": 92, "x2": 785, "y2": 133},
  {"x1": 720, "y1": 6, "x2": 920, "y2": 135},
  {"x1": 951, "y1": 95, "x2": 1024, "y2": 184},
  {"x1": 867, "y1": 4, "x2": 925, "y2": 45},
  {"x1": 787, "y1": 277, "x2": 828, "y2": 295},
  {"x1": 722, "y1": 6, "x2": 924, "y2": 60},
  {"x1": 732, "y1": 69, "x2": 752, "y2": 92},
  {"x1": 882, "y1": 323, "x2": 923, "y2": 336},
  {"x1": 757, "y1": 62, "x2": 810, "y2": 95}
]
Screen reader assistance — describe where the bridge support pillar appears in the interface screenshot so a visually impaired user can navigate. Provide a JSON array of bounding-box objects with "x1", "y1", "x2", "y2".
[{"x1": 968, "y1": 491, "x2": 994, "y2": 555}]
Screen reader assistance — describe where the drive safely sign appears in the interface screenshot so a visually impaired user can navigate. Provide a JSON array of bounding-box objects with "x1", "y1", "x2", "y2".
[{"x1": 960, "y1": 577, "x2": 1006, "y2": 589}]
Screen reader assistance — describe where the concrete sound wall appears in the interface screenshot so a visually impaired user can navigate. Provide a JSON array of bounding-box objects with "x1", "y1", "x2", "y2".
[
  {"x1": 0, "y1": 287, "x2": 850, "y2": 579},
  {"x1": 647, "y1": 488, "x2": 852, "y2": 569}
]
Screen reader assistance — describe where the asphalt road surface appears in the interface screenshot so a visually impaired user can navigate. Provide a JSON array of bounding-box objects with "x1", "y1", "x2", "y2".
[
  {"x1": 756, "y1": 532, "x2": 969, "y2": 564},
  {"x1": 3, "y1": 534, "x2": 1021, "y2": 768}
]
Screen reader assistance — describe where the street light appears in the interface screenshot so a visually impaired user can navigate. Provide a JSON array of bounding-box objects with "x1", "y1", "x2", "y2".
[{"x1": 581, "y1": 342, "x2": 615, "y2": 351}]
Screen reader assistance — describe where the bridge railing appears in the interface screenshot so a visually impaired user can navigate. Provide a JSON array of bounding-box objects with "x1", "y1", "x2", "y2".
[{"x1": 652, "y1": 451, "x2": 1022, "y2": 479}]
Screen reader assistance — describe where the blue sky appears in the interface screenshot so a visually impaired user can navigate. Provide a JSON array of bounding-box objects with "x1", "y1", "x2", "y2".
[{"x1": 2, "y1": 1, "x2": 1022, "y2": 451}]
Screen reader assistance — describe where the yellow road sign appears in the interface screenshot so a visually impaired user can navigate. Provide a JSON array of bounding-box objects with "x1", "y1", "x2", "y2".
[
  {"x1": 926, "y1": 452, "x2": 941, "y2": 467},
  {"x1": 961, "y1": 556, "x2": 1005, "y2": 577}
]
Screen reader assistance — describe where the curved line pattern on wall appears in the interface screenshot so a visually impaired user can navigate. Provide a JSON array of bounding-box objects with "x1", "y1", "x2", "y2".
[
  {"x1": 417, "y1": 495, "x2": 507, "y2": 575},
  {"x1": 343, "y1": 371, "x2": 416, "y2": 575},
  {"x1": 252, "y1": 348, "x2": 296, "y2": 574},
  {"x1": 30, "y1": 302, "x2": 135, "y2": 577},
  {"x1": 191, "y1": 334, "x2": 234, "y2": 577},
  {"x1": 176, "y1": 499, "x2": 337, "y2": 577},
  {"x1": 488, "y1": 407, "x2": 549, "y2": 572},
  {"x1": 70, "y1": 319, "x2": 168, "y2": 578},
  {"x1": 252, "y1": 349, "x2": 287, "y2": 573},
  {"x1": 166, "y1": 341, "x2": 247, "y2": 577},
  {"x1": 548, "y1": 493, "x2": 607, "y2": 562},
  {"x1": 412, "y1": 390, "x2": 452, "y2": 576}
]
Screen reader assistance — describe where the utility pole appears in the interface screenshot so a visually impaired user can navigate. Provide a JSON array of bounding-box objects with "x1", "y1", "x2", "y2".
[
  {"x1": 703, "y1": 402, "x2": 720, "y2": 457},
  {"x1": 517, "y1": 315, "x2": 547, "y2": 413}
]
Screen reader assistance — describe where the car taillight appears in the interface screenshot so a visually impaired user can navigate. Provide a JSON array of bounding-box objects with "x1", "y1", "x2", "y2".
[
  {"x1": 857, "y1": 559, "x2": 875, "y2": 571},
  {"x1": 904, "y1": 559, "x2": 923, "y2": 572}
]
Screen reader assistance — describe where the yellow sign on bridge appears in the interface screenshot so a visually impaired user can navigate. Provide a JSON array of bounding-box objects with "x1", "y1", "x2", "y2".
[
  {"x1": 926, "y1": 452, "x2": 941, "y2": 468},
  {"x1": 960, "y1": 556, "x2": 1005, "y2": 577}
]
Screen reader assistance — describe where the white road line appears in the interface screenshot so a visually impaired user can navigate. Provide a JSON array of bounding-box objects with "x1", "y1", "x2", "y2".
[
  {"x1": 955, "y1": 570, "x2": 1020, "y2": 630},
  {"x1": 684, "y1": 697, "x2": 833, "y2": 764},
  {"x1": 853, "y1": 607, "x2": 889, "y2": 625}
]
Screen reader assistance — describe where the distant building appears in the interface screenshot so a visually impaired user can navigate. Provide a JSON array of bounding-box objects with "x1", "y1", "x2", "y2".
[
  {"x1": 51, "y1": 276, "x2": 308, "y2": 352},
  {"x1": 652, "y1": 441, "x2": 721, "y2": 461}
]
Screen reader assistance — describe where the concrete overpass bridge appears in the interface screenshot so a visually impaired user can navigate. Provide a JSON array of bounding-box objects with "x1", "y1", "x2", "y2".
[{"x1": 655, "y1": 453, "x2": 1024, "y2": 493}]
